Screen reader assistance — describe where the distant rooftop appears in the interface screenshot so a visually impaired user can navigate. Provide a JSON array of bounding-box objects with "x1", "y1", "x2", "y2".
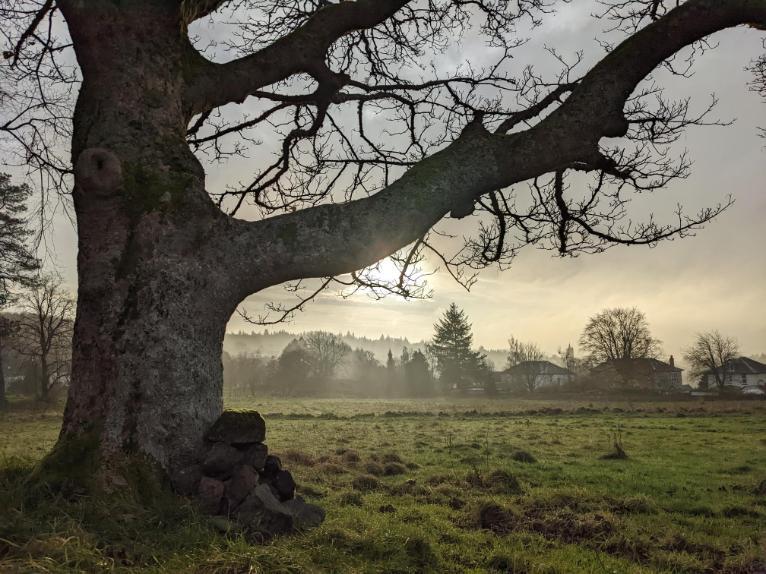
[
  {"x1": 593, "y1": 357, "x2": 682, "y2": 373},
  {"x1": 505, "y1": 360, "x2": 572, "y2": 375},
  {"x1": 704, "y1": 357, "x2": 766, "y2": 376}
]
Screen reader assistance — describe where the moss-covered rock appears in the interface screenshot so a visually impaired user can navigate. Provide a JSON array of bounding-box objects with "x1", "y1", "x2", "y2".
[{"x1": 204, "y1": 410, "x2": 266, "y2": 445}]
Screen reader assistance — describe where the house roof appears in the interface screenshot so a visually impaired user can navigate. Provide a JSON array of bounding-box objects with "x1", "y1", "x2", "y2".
[
  {"x1": 592, "y1": 357, "x2": 683, "y2": 374},
  {"x1": 504, "y1": 360, "x2": 572, "y2": 375},
  {"x1": 703, "y1": 357, "x2": 766, "y2": 376}
]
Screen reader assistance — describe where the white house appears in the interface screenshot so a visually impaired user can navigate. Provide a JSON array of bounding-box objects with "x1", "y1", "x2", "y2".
[
  {"x1": 703, "y1": 357, "x2": 766, "y2": 395},
  {"x1": 495, "y1": 360, "x2": 574, "y2": 392}
]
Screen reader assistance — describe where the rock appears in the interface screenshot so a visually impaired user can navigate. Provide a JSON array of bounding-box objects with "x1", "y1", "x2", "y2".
[
  {"x1": 205, "y1": 410, "x2": 266, "y2": 445},
  {"x1": 272, "y1": 469, "x2": 296, "y2": 501},
  {"x1": 241, "y1": 443, "x2": 268, "y2": 471},
  {"x1": 198, "y1": 476, "x2": 225, "y2": 515},
  {"x1": 236, "y1": 484, "x2": 294, "y2": 536},
  {"x1": 283, "y1": 496, "x2": 326, "y2": 529},
  {"x1": 225, "y1": 465, "x2": 260, "y2": 510},
  {"x1": 261, "y1": 455, "x2": 282, "y2": 479},
  {"x1": 172, "y1": 464, "x2": 203, "y2": 496},
  {"x1": 202, "y1": 442, "x2": 243, "y2": 479}
]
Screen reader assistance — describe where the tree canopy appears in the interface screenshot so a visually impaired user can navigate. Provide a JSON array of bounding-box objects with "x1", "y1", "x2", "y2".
[
  {"x1": 0, "y1": 174, "x2": 38, "y2": 306},
  {"x1": 580, "y1": 307, "x2": 661, "y2": 363},
  {"x1": 3, "y1": 1, "x2": 764, "y2": 316},
  {"x1": 684, "y1": 330, "x2": 739, "y2": 389}
]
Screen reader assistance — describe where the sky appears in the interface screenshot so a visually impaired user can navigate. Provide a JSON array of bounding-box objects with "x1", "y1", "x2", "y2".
[{"x1": 37, "y1": 1, "x2": 766, "y2": 362}]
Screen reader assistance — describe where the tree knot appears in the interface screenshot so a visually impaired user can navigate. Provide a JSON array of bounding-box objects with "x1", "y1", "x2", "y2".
[{"x1": 75, "y1": 148, "x2": 123, "y2": 197}]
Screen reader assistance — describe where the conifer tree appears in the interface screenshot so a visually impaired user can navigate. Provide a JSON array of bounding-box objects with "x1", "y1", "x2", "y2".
[
  {"x1": 429, "y1": 304, "x2": 483, "y2": 391},
  {"x1": 386, "y1": 349, "x2": 397, "y2": 397},
  {"x1": 0, "y1": 174, "x2": 39, "y2": 408},
  {"x1": 0, "y1": 174, "x2": 38, "y2": 304},
  {"x1": 404, "y1": 350, "x2": 433, "y2": 397}
]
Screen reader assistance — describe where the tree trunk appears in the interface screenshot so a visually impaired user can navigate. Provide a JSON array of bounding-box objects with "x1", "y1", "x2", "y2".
[
  {"x1": 55, "y1": 1, "x2": 246, "y2": 480},
  {"x1": 39, "y1": 355, "x2": 49, "y2": 402}
]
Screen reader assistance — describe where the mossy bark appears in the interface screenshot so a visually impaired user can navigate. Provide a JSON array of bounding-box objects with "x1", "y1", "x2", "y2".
[{"x1": 56, "y1": 0, "x2": 241, "y2": 480}]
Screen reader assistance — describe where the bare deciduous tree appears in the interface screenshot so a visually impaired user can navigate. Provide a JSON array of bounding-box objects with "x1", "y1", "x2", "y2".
[
  {"x1": 303, "y1": 331, "x2": 351, "y2": 381},
  {"x1": 580, "y1": 307, "x2": 661, "y2": 363},
  {"x1": 507, "y1": 336, "x2": 545, "y2": 392},
  {"x1": 507, "y1": 337, "x2": 545, "y2": 367},
  {"x1": 0, "y1": 0, "x2": 764, "y2": 482},
  {"x1": 684, "y1": 331, "x2": 738, "y2": 390},
  {"x1": 14, "y1": 275, "x2": 74, "y2": 402}
]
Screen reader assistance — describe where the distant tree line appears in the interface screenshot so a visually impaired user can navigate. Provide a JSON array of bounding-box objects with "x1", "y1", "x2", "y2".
[
  {"x1": 223, "y1": 331, "x2": 436, "y2": 399},
  {"x1": 221, "y1": 301, "x2": 759, "y2": 399}
]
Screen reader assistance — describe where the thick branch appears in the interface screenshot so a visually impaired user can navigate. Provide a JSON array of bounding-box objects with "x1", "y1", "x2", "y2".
[
  {"x1": 184, "y1": 0, "x2": 409, "y2": 115},
  {"x1": 213, "y1": 0, "x2": 766, "y2": 294}
]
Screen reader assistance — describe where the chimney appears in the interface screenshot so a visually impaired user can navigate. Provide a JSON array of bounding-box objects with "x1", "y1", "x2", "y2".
[{"x1": 669, "y1": 355, "x2": 675, "y2": 368}]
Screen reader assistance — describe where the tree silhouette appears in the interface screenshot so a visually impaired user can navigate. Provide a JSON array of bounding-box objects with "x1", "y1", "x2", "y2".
[
  {"x1": 404, "y1": 350, "x2": 433, "y2": 397},
  {"x1": 1, "y1": 1, "x2": 764, "y2": 481},
  {"x1": 0, "y1": 173, "x2": 39, "y2": 407},
  {"x1": 580, "y1": 307, "x2": 661, "y2": 363},
  {"x1": 13, "y1": 275, "x2": 74, "y2": 402},
  {"x1": 684, "y1": 331, "x2": 738, "y2": 390},
  {"x1": 506, "y1": 336, "x2": 546, "y2": 392},
  {"x1": 429, "y1": 303, "x2": 483, "y2": 391}
]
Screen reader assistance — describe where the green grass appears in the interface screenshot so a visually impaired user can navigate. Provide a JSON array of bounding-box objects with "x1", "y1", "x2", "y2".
[{"x1": 1, "y1": 398, "x2": 765, "y2": 573}]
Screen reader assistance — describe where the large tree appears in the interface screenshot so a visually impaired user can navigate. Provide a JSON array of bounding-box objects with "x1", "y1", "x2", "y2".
[
  {"x1": 684, "y1": 330, "x2": 738, "y2": 390},
  {"x1": 580, "y1": 307, "x2": 661, "y2": 363},
  {"x1": 1, "y1": 1, "x2": 764, "y2": 484}
]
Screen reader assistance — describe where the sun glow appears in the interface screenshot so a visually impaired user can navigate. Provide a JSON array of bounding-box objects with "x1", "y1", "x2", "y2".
[{"x1": 370, "y1": 257, "x2": 403, "y2": 286}]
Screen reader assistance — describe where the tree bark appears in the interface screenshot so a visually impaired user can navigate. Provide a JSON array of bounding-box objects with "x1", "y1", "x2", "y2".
[
  {"x1": 39, "y1": 354, "x2": 48, "y2": 402},
  {"x1": 56, "y1": 0, "x2": 247, "y2": 477}
]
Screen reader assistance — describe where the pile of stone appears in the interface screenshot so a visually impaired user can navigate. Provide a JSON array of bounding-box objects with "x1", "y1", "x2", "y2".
[{"x1": 175, "y1": 410, "x2": 324, "y2": 537}]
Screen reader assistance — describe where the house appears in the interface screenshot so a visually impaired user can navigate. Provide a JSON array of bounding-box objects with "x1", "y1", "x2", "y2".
[
  {"x1": 495, "y1": 360, "x2": 574, "y2": 392},
  {"x1": 702, "y1": 357, "x2": 766, "y2": 395},
  {"x1": 589, "y1": 356, "x2": 683, "y2": 392}
]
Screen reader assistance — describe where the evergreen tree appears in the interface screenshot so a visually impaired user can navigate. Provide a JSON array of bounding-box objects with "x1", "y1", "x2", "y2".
[
  {"x1": 428, "y1": 303, "x2": 483, "y2": 391},
  {"x1": 0, "y1": 174, "x2": 39, "y2": 408},
  {"x1": 386, "y1": 349, "x2": 397, "y2": 397},
  {"x1": 404, "y1": 350, "x2": 433, "y2": 397}
]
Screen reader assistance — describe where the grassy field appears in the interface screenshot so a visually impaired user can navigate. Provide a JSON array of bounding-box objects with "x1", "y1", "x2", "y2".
[{"x1": 0, "y1": 398, "x2": 765, "y2": 573}]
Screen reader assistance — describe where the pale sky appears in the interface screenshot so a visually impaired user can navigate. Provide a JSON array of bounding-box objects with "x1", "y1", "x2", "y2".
[{"x1": 36, "y1": 2, "x2": 766, "y2": 361}]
